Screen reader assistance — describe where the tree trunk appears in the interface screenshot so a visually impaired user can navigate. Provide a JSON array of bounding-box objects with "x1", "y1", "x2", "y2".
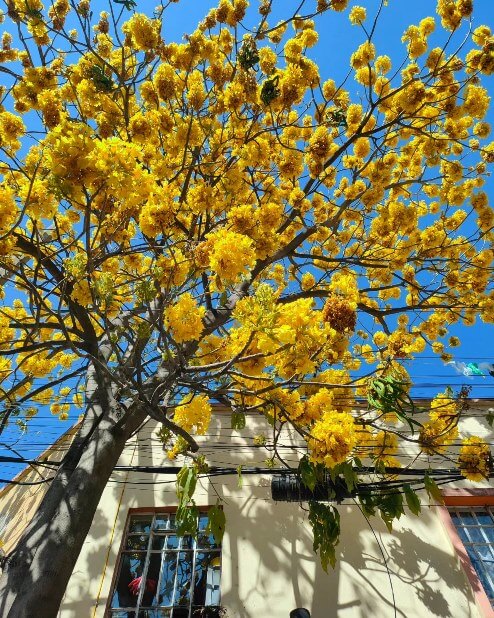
[{"x1": 0, "y1": 406, "x2": 146, "y2": 618}]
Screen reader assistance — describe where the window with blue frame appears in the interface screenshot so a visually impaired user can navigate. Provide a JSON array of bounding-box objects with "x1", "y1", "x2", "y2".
[
  {"x1": 108, "y1": 510, "x2": 221, "y2": 618},
  {"x1": 449, "y1": 507, "x2": 494, "y2": 607}
]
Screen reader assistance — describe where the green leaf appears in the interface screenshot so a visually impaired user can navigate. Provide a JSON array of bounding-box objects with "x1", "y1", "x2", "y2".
[
  {"x1": 236, "y1": 464, "x2": 243, "y2": 489},
  {"x1": 487, "y1": 412, "x2": 494, "y2": 427},
  {"x1": 341, "y1": 462, "x2": 357, "y2": 493},
  {"x1": 424, "y1": 474, "x2": 444, "y2": 505},
  {"x1": 260, "y1": 75, "x2": 280, "y2": 106},
  {"x1": 403, "y1": 484, "x2": 421, "y2": 516},
  {"x1": 89, "y1": 65, "x2": 114, "y2": 92},
  {"x1": 377, "y1": 492, "x2": 404, "y2": 532},
  {"x1": 309, "y1": 502, "x2": 340, "y2": 572},
  {"x1": 238, "y1": 39, "x2": 260, "y2": 70},
  {"x1": 176, "y1": 466, "x2": 197, "y2": 503},
  {"x1": 231, "y1": 410, "x2": 246, "y2": 430},
  {"x1": 359, "y1": 494, "x2": 376, "y2": 517},
  {"x1": 329, "y1": 463, "x2": 340, "y2": 484},
  {"x1": 207, "y1": 503, "x2": 226, "y2": 544},
  {"x1": 176, "y1": 503, "x2": 199, "y2": 536},
  {"x1": 394, "y1": 408, "x2": 422, "y2": 435},
  {"x1": 299, "y1": 456, "x2": 317, "y2": 492},
  {"x1": 176, "y1": 466, "x2": 200, "y2": 537},
  {"x1": 113, "y1": 0, "x2": 137, "y2": 8},
  {"x1": 374, "y1": 459, "x2": 386, "y2": 475}
]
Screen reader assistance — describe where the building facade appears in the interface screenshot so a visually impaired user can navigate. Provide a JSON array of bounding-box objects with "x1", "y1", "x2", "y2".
[{"x1": 1, "y1": 401, "x2": 493, "y2": 618}]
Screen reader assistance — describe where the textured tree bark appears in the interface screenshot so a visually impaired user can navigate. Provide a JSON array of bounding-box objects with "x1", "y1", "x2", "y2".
[{"x1": 0, "y1": 398, "x2": 146, "y2": 618}]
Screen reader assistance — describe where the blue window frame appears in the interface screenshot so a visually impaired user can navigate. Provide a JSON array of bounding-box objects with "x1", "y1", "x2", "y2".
[{"x1": 449, "y1": 507, "x2": 494, "y2": 607}]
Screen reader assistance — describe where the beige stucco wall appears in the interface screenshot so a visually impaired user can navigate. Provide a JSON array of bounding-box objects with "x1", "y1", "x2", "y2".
[
  {"x1": 0, "y1": 426, "x2": 78, "y2": 555},
  {"x1": 55, "y1": 401, "x2": 494, "y2": 618}
]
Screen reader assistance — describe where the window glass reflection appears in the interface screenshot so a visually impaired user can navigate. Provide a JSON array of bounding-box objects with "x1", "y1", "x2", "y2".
[
  {"x1": 157, "y1": 552, "x2": 178, "y2": 606},
  {"x1": 173, "y1": 551, "x2": 193, "y2": 607},
  {"x1": 111, "y1": 553, "x2": 146, "y2": 609},
  {"x1": 112, "y1": 512, "x2": 221, "y2": 617},
  {"x1": 129, "y1": 516, "x2": 152, "y2": 534}
]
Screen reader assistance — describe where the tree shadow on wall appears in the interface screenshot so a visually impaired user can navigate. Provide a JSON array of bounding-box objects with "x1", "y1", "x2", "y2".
[{"x1": 217, "y1": 492, "x2": 478, "y2": 618}]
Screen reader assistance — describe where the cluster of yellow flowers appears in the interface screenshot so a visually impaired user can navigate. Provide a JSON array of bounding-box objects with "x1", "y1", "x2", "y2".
[
  {"x1": 199, "y1": 229, "x2": 256, "y2": 284},
  {"x1": 301, "y1": 388, "x2": 346, "y2": 427},
  {"x1": 138, "y1": 185, "x2": 178, "y2": 238},
  {"x1": 349, "y1": 6, "x2": 366, "y2": 25},
  {"x1": 308, "y1": 410, "x2": 357, "y2": 467},
  {"x1": 164, "y1": 294, "x2": 206, "y2": 344},
  {"x1": 172, "y1": 394, "x2": 212, "y2": 436},
  {"x1": 231, "y1": 293, "x2": 350, "y2": 379},
  {"x1": 419, "y1": 391, "x2": 459, "y2": 454},
  {"x1": 0, "y1": 111, "x2": 25, "y2": 153},
  {"x1": 401, "y1": 17, "x2": 436, "y2": 60},
  {"x1": 322, "y1": 296, "x2": 356, "y2": 333},
  {"x1": 122, "y1": 13, "x2": 160, "y2": 51},
  {"x1": 458, "y1": 437, "x2": 491, "y2": 481},
  {"x1": 436, "y1": 0, "x2": 472, "y2": 31},
  {"x1": 467, "y1": 25, "x2": 494, "y2": 75},
  {"x1": 0, "y1": 185, "x2": 18, "y2": 237}
]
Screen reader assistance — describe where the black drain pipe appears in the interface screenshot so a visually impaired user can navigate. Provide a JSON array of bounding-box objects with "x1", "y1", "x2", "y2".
[{"x1": 271, "y1": 473, "x2": 356, "y2": 503}]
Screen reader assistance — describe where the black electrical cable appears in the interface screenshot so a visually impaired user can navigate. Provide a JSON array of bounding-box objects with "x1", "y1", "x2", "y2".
[{"x1": 0, "y1": 454, "x2": 491, "y2": 481}]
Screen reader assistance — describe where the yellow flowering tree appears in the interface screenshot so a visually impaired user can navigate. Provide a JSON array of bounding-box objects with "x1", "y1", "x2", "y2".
[{"x1": 0, "y1": 0, "x2": 493, "y2": 612}]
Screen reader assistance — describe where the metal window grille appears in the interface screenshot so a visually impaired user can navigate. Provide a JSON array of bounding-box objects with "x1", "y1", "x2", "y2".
[
  {"x1": 449, "y1": 507, "x2": 494, "y2": 607},
  {"x1": 108, "y1": 511, "x2": 221, "y2": 618}
]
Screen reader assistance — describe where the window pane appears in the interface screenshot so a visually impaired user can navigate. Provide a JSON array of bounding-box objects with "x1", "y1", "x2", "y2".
[
  {"x1": 466, "y1": 547, "x2": 494, "y2": 598},
  {"x1": 173, "y1": 551, "x2": 193, "y2": 607},
  {"x1": 455, "y1": 525, "x2": 469, "y2": 544},
  {"x1": 198, "y1": 513, "x2": 209, "y2": 531},
  {"x1": 129, "y1": 515, "x2": 152, "y2": 534},
  {"x1": 482, "y1": 527, "x2": 494, "y2": 543},
  {"x1": 197, "y1": 532, "x2": 219, "y2": 550},
  {"x1": 166, "y1": 535, "x2": 179, "y2": 550},
  {"x1": 466, "y1": 527, "x2": 485, "y2": 543},
  {"x1": 475, "y1": 511, "x2": 494, "y2": 526},
  {"x1": 484, "y1": 559, "x2": 494, "y2": 589},
  {"x1": 111, "y1": 553, "x2": 146, "y2": 608},
  {"x1": 194, "y1": 552, "x2": 221, "y2": 607},
  {"x1": 180, "y1": 536, "x2": 194, "y2": 550},
  {"x1": 126, "y1": 534, "x2": 150, "y2": 551},
  {"x1": 152, "y1": 536, "x2": 167, "y2": 551},
  {"x1": 140, "y1": 553, "x2": 162, "y2": 608},
  {"x1": 154, "y1": 515, "x2": 170, "y2": 531},
  {"x1": 158, "y1": 552, "x2": 178, "y2": 607},
  {"x1": 475, "y1": 544, "x2": 494, "y2": 563},
  {"x1": 458, "y1": 511, "x2": 476, "y2": 525}
]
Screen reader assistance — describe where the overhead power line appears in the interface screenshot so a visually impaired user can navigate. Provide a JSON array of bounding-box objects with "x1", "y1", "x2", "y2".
[{"x1": 0, "y1": 454, "x2": 490, "y2": 480}]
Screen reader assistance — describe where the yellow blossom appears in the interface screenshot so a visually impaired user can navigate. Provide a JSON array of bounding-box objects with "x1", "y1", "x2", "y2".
[
  {"x1": 173, "y1": 394, "x2": 212, "y2": 435},
  {"x1": 207, "y1": 229, "x2": 256, "y2": 282},
  {"x1": 164, "y1": 293, "x2": 206, "y2": 343},
  {"x1": 349, "y1": 6, "x2": 366, "y2": 25},
  {"x1": 308, "y1": 409, "x2": 357, "y2": 467},
  {"x1": 459, "y1": 437, "x2": 491, "y2": 481}
]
